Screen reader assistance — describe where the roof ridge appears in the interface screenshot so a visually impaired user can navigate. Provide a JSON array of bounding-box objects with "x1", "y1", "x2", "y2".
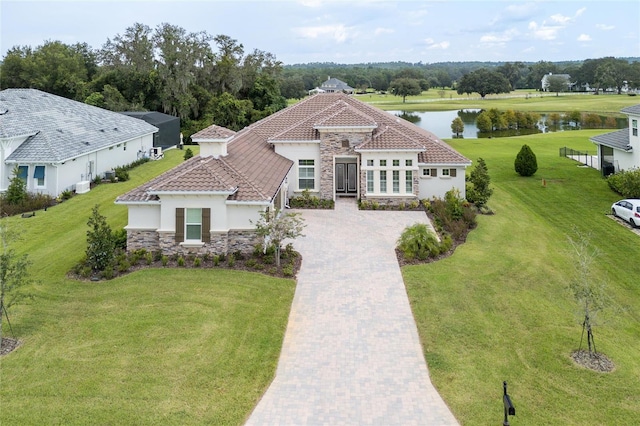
[
  {"x1": 268, "y1": 98, "x2": 347, "y2": 140},
  {"x1": 314, "y1": 101, "x2": 377, "y2": 127}
]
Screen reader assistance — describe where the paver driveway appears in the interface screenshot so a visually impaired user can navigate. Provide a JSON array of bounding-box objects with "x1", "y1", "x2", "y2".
[{"x1": 246, "y1": 198, "x2": 459, "y2": 425}]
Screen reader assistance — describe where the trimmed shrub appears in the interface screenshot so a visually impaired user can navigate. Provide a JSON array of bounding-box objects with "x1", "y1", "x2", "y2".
[
  {"x1": 515, "y1": 144, "x2": 538, "y2": 177},
  {"x1": 397, "y1": 223, "x2": 441, "y2": 260},
  {"x1": 607, "y1": 168, "x2": 640, "y2": 198},
  {"x1": 466, "y1": 157, "x2": 493, "y2": 207}
]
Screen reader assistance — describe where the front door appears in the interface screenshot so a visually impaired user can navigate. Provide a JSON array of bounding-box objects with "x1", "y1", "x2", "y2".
[{"x1": 335, "y1": 163, "x2": 357, "y2": 194}]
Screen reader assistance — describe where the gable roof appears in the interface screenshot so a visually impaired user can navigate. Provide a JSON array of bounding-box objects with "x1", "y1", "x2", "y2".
[
  {"x1": 320, "y1": 77, "x2": 354, "y2": 92},
  {"x1": 119, "y1": 93, "x2": 470, "y2": 204},
  {"x1": 191, "y1": 124, "x2": 236, "y2": 140},
  {"x1": 0, "y1": 89, "x2": 158, "y2": 163}
]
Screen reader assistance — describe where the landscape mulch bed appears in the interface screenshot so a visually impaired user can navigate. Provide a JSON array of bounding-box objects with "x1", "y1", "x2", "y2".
[
  {"x1": 1, "y1": 337, "x2": 20, "y2": 356},
  {"x1": 571, "y1": 349, "x2": 615, "y2": 372}
]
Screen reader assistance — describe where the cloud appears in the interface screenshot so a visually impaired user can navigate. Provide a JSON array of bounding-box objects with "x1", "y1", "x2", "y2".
[
  {"x1": 293, "y1": 24, "x2": 352, "y2": 43},
  {"x1": 423, "y1": 38, "x2": 449, "y2": 50},
  {"x1": 374, "y1": 27, "x2": 394, "y2": 36},
  {"x1": 550, "y1": 13, "x2": 571, "y2": 24},
  {"x1": 596, "y1": 24, "x2": 615, "y2": 31},
  {"x1": 528, "y1": 21, "x2": 561, "y2": 40},
  {"x1": 298, "y1": 0, "x2": 323, "y2": 7},
  {"x1": 480, "y1": 28, "x2": 519, "y2": 44},
  {"x1": 577, "y1": 34, "x2": 592, "y2": 42}
]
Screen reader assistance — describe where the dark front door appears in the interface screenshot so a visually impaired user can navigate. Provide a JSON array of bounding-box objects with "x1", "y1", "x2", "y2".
[{"x1": 335, "y1": 163, "x2": 357, "y2": 194}]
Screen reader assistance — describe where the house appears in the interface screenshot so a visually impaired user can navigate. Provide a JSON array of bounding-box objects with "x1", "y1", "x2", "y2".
[
  {"x1": 319, "y1": 77, "x2": 354, "y2": 94},
  {"x1": 121, "y1": 111, "x2": 180, "y2": 150},
  {"x1": 541, "y1": 73, "x2": 574, "y2": 92},
  {"x1": 590, "y1": 104, "x2": 640, "y2": 175},
  {"x1": 0, "y1": 89, "x2": 158, "y2": 196},
  {"x1": 116, "y1": 92, "x2": 470, "y2": 256}
]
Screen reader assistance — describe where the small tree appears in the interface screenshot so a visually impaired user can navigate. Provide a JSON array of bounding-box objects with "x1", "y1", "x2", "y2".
[
  {"x1": 466, "y1": 157, "x2": 493, "y2": 207},
  {"x1": 451, "y1": 117, "x2": 464, "y2": 136},
  {"x1": 5, "y1": 166, "x2": 27, "y2": 206},
  {"x1": 514, "y1": 144, "x2": 538, "y2": 177},
  {"x1": 567, "y1": 231, "x2": 612, "y2": 356},
  {"x1": 183, "y1": 148, "x2": 194, "y2": 161},
  {"x1": 86, "y1": 205, "x2": 115, "y2": 273},
  {"x1": 0, "y1": 222, "x2": 32, "y2": 346},
  {"x1": 388, "y1": 78, "x2": 422, "y2": 103},
  {"x1": 253, "y1": 209, "x2": 305, "y2": 267}
]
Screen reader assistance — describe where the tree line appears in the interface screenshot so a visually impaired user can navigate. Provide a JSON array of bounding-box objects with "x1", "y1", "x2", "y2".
[{"x1": 1, "y1": 21, "x2": 639, "y2": 138}]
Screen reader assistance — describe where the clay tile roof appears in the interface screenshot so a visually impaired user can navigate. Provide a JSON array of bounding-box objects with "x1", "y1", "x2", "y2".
[
  {"x1": 357, "y1": 125, "x2": 424, "y2": 150},
  {"x1": 314, "y1": 101, "x2": 377, "y2": 128},
  {"x1": 191, "y1": 124, "x2": 236, "y2": 140}
]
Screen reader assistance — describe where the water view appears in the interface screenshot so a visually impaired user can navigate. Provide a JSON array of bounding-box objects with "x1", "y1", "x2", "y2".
[{"x1": 389, "y1": 110, "x2": 628, "y2": 140}]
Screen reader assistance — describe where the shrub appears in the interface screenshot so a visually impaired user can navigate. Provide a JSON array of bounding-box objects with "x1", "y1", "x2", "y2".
[
  {"x1": 86, "y1": 205, "x2": 115, "y2": 272},
  {"x1": 283, "y1": 263, "x2": 294, "y2": 277},
  {"x1": 193, "y1": 257, "x2": 201, "y2": 267},
  {"x1": 5, "y1": 166, "x2": 27, "y2": 205},
  {"x1": 213, "y1": 255, "x2": 220, "y2": 266},
  {"x1": 145, "y1": 252, "x2": 153, "y2": 265},
  {"x1": 184, "y1": 148, "x2": 194, "y2": 161},
  {"x1": 60, "y1": 189, "x2": 73, "y2": 201},
  {"x1": 161, "y1": 255, "x2": 169, "y2": 266},
  {"x1": 227, "y1": 254, "x2": 235, "y2": 267},
  {"x1": 245, "y1": 259, "x2": 258, "y2": 268},
  {"x1": 101, "y1": 267, "x2": 115, "y2": 280},
  {"x1": 607, "y1": 168, "x2": 640, "y2": 198},
  {"x1": 466, "y1": 157, "x2": 493, "y2": 207},
  {"x1": 397, "y1": 223, "x2": 441, "y2": 260},
  {"x1": 112, "y1": 228, "x2": 128, "y2": 251},
  {"x1": 177, "y1": 256, "x2": 185, "y2": 267},
  {"x1": 515, "y1": 144, "x2": 538, "y2": 177},
  {"x1": 117, "y1": 260, "x2": 130, "y2": 273},
  {"x1": 114, "y1": 167, "x2": 130, "y2": 182}
]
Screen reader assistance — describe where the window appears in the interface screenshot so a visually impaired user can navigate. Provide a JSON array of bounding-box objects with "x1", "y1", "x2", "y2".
[
  {"x1": 298, "y1": 159, "x2": 315, "y2": 190},
  {"x1": 406, "y1": 159, "x2": 413, "y2": 167},
  {"x1": 422, "y1": 168, "x2": 430, "y2": 177},
  {"x1": 17, "y1": 165, "x2": 28, "y2": 182},
  {"x1": 633, "y1": 119, "x2": 638, "y2": 137},
  {"x1": 34, "y1": 165, "x2": 45, "y2": 186},
  {"x1": 367, "y1": 159, "x2": 374, "y2": 167},
  {"x1": 380, "y1": 160, "x2": 387, "y2": 167},
  {"x1": 380, "y1": 171, "x2": 387, "y2": 193},
  {"x1": 442, "y1": 169, "x2": 450, "y2": 177},
  {"x1": 405, "y1": 171, "x2": 413, "y2": 193},
  {"x1": 185, "y1": 208, "x2": 202, "y2": 241},
  {"x1": 392, "y1": 170, "x2": 400, "y2": 193},
  {"x1": 392, "y1": 159, "x2": 400, "y2": 167},
  {"x1": 367, "y1": 170, "x2": 374, "y2": 192}
]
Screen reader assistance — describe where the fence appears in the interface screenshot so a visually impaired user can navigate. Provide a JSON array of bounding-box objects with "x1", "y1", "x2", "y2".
[{"x1": 559, "y1": 146, "x2": 599, "y2": 170}]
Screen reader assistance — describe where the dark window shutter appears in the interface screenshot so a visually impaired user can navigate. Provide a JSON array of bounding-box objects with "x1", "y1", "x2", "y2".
[
  {"x1": 431, "y1": 168, "x2": 437, "y2": 177},
  {"x1": 201, "y1": 208, "x2": 211, "y2": 242},
  {"x1": 175, "y1": 208, "x2": 184, "y2": 243},
  {"x1": 450, "y1": 168, "x2": 457, "y2": 177}
]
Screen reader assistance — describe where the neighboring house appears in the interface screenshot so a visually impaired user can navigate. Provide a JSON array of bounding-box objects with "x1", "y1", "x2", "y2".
[
  {"x1": 121, "y1": 111, "x2": 180, "y2": 150},
  {"x1": 319, "y1": 77, "x2": 354, "y2": 94},
  {"x1": 0, "y1": 89, "x2": 158, "y2": 196},
  {"x1": 541, "y1": 73, "x2": 573, "y2": 92},
  {"x1": 117, "y1": 92, "x2": 471, "y2": 256},
  {"x1": 590, "y1": 104, "x2": 640, "y2": 175}
]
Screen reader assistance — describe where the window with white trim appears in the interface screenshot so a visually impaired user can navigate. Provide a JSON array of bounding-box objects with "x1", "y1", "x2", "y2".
[
  {"x1": 185, "y1": 208, "x2": 202, "y2": 241},
  {"x1": 405, "y1": 171, "x2": 413, "y2": 193},
  {"x1": 392, "y1": 170, "x2": 400, "y2": 193},
  {"x1": 367, "y1": 170, "x2": 374, "y2": 192},
  {"x1": 406, "y1": 159, "x2": 413, "y2": 167},
  {"x1": 392, "y1": 159, "x2": 400, "y2": 167},
  {"x1": 380, "y1": 159, "x2": 387, "y2": 167},
  {"x1": 380, "y1": 170, "x2": 387, "y2": 193},
  {"x1": 17, "y1": 165, "x2": 28, "y2": 183},
  {"x1": 633, "y1": 119, "x2": 638, "y2": 137},
  {"x1": 34, "y1": 165, "x2": 45, "y2": 187},
  {"x1": 367, "y1": 159, "x2": 374, "y2": 167},
  {"x1": 442, "y1": 169, "x2": 450, "y2": 177},
  {"x1": 298, "y1": 159, "x2": 315, "y2": 190},
  {"x1": 422, "y1": 168, "x2": 430, "y2": 177}
]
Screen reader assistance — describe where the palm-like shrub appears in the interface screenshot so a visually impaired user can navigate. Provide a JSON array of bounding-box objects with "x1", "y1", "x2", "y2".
[
  {"x1": 515, "y1": 144, "x2": 538, "y2": 176},
  {"x1": 397, "y1": 223, "x2": 440, "y2": 261}
]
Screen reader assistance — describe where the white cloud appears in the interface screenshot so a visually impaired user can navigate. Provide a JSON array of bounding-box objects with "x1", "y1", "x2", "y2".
[
  {"x1": 550, "y1": 14, "x2": 571, "y2": 24},
  {"x1": 596, "y1": 24, "x2": 615, "y2": 31},
  {"x1": 423, "y1": 38, "x2": 449, "y2": 50},
  {"x1": 374, "y1": 27, "x2": 394, "y2": 36},
  {"x1": 293, "y1": 24, "x2": 352, "y2": 43},
  {"x1": 577, "y1": 34, "x2": 592, "y2": 42},
  {"x1": 298, "y1": 0, "x2": 323, "y2": 7},
  {"x1": 480, "y1": 28, "x2": 519, "y2": 44},
  {"x1": 528, "y1": 21, "x2": 561, "y2": 40},
  {"x1": 575, "y1": 7, "x2": 586, "y2": 17}
]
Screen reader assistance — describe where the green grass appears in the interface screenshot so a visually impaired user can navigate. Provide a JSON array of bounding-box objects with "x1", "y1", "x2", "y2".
[
  {"x1": 357, "y1": 89, "x2": 640, "y2": 114},
  {"x1": 404, "y1": 131, "x2": 640, "y2": 425},
  {"x1": 0, "y1": 146, "x2": 296, "y2": 425}
]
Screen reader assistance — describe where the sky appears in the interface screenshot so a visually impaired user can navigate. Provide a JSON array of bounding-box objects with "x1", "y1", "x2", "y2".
[{"x1": 1, "y1": 0, "x2": 639, "y2": 65}]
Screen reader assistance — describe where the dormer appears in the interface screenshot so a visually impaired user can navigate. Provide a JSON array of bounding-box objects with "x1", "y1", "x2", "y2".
[{"x1": 190, "y1": 124, "x2": 237, "y2": 159}]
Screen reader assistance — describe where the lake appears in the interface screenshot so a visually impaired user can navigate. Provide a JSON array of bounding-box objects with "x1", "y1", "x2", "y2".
[{"x1": 388, "y1": 110, "x2": 628, "y2": 139}]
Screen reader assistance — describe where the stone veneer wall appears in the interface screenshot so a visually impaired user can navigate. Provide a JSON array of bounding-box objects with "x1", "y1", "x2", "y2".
[
  {"x1": 130, "y1": 229, "x2": 259, "y2": 256},
  {"x1": 319, "y1": 131, "x2": 372, "y2": 200}
]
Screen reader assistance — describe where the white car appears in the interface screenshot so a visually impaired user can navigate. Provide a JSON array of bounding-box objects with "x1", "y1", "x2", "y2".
[{"x1": 611, "y1": 199, "x2": 640, "y2": 228}]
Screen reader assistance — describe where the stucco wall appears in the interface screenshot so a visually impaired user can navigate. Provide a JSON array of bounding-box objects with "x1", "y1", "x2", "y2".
[
  {"x1": 272, "y1": 142, "x2": 321, "y2": 198},
  {"x1": 418, "y1": 166, "x2": 467, "y2": 200}
]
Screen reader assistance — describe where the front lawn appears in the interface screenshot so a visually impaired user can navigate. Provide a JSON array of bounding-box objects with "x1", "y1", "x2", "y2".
[
  {"x1": 404, "y1": 130, "x2": 640, "y2": 424},
  {"x1": 0, "y1": 147, "x2": 296, "y2": 425}
]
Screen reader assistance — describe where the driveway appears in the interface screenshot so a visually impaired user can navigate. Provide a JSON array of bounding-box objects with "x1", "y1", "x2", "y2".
[{"x1": 246, "y1": 198, "x2": 459, "y2": 425}]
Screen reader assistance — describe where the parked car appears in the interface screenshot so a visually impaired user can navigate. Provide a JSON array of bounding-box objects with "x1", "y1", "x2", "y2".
[{"x1": 611, "y1": 199, "x2": 640, "y2": 228}]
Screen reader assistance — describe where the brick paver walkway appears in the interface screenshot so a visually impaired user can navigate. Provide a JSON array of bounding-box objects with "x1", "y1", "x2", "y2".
[{"x1": 245, "y1": 198, "x2": 459, "y2": 425}]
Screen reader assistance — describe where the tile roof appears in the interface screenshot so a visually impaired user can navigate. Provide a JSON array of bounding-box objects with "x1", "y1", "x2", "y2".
[
  {"x1": 0, "y1": 88, "x2": 158, "y2": 162},
  {"x1": 119, "y1": 92, "x2": 470, "y2": 204},
  {"x1": 590, "y1": 129, "x2": 631, "y2": 151},
  {"x1": 191, "y1": 124, "x2": 236, "y2": 140}
]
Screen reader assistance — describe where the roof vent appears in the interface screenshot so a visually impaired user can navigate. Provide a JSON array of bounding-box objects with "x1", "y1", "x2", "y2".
[
  {"x1": 0, "y1": 109, "x2": 8, "y2": 115},
  {"x1": 113, "y1": 127, "x2": 118, "y2": 131},
  {"x1": 83, "y1": 141, "x2": 90, "y2": 146}
]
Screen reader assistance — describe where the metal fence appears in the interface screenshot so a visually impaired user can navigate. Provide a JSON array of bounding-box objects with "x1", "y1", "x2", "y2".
[{"x1": 559, "y1": 146, "x2": 599, "y2": 169}]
